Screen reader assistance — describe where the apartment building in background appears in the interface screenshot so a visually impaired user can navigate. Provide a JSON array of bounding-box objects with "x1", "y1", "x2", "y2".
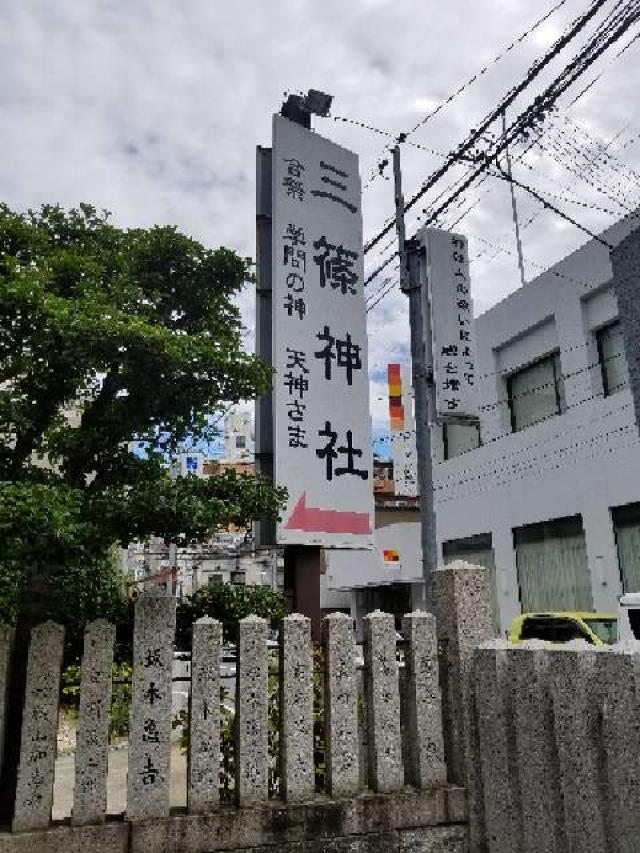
[{"x1": 326, "y1": 214, "x2": 640, "y2": 634}]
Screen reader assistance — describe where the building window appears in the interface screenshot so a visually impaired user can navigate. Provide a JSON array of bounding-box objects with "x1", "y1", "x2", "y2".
[
  {"x1": 597, "y1": 321, "x2": 629, "y2": 396},
  {"x1": 443, "y1": 533, "x2": 499, "y2": 631},
  {"x1": 235, "y1": 435, "x2": 246, "y2": 449},
  {"x1": 514, "y1": 515, "x2": 592, "y2": 612},
  {"x1": 612, "y1": 502, "x2": 640, "y2": 593},
  {"x1": 507, "y1": 352, "x2": 565, "y2": 432},
  {"x1": 443, "y1": 420, "x2": 481, "y2": 460}
]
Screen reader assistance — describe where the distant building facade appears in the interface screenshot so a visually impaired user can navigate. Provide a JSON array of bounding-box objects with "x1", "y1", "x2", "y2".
[{"x1": 326, "y1": 215, "x2": 640, "y2": 634}]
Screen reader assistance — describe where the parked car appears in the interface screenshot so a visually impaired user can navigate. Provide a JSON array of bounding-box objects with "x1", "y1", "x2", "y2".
[
  {"x1": 618, "y1": 592, "x2": 640, "y2": 641},
  {"x1": 509, "y1": 611, "x2": 617, "y2": 645}
]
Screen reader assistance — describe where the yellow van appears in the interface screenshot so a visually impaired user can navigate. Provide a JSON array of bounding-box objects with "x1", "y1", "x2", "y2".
[{"x1": 509, "y1": 611, "x2": 617, "y2": 645}]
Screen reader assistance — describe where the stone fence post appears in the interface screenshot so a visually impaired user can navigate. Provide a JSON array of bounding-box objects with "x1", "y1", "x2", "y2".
[
  {"x1": 12, "y1": 621, "x2": 64, "y2": 832},
  {"x1": 402, "y1": 611, "x2": 446, "y2": 788},
  {"x1": 280, "y1": 614, "x2": 314, "y2": 801},
  {"x1": 127, "y1": 590, "x2": 176, "y2": 822},
  {"x1": 188, "y1": 617, "x2": 221, "y2": 814},
  {"x1": 323, "y1": 612, "x2": 359, "y2": 797},
  {"x1": 72, "y1": 619, "x2": 116, "y2": 826},
  {"x1": 548, "y1": 646, "x2": 608, "y2": 853},
  {"x1": 0, "y1": 625, "x2": 14, "y2": 781},
  {"x1": 435, "y1": 561, "x2": 494, "y2": 853},
  {"x1": 235, "y1": 615, "x2": 268, "y2": 807},
  {"x1": 363, "y1": 610, "x2": 403, "y2": 793}
]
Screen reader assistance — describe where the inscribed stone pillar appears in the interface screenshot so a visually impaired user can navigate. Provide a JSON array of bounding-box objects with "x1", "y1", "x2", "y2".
[
  {"x1": 363, "y1": 610, "x2": 403, "y2": 793},
  {"x1": 510, "y1": 644, "x2": 566, "y2": 853},
  {"x1": 597, "y1": 645, "x2": 640, "y2": 853},
  {"x1": 0, "y1": 625, "x2": 14, "y2": 780},
  {"x1": 188, "y1": 617, "x2": 221, "y2": 814},
  {"x1": 323, "y1": 612, "x2": 359, "y2": 796},
  {"x1": 548, "y1": 645, "x2": 608, "y2": 853},
  {"x1": 402, "y1": 611, "x2": 446, "y2": 789},
  {"x1": 435, "y1": 562, "x2": 494, "y2": 853},
  {"x1": 127, "y1": 590, "x2": 176, "y2": 821},
  {"x1": 235, "y1": 615, "x2": 268, "y2": 807},
  {"x1": 72, "y1": 619, "x2": 116, "y2": 825},
  {"x1": 473, "y1": 641, "x2": 522, "y2": 853},
  {"x1": 13, "y1": 621, "x2": 64, "y2": 832},
  {"x1": 280, "y1": 613, "x2": 314, "y2": 801}
]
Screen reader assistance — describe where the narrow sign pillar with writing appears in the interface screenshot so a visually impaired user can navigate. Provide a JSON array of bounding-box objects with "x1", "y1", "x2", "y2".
[{"x1": 272, "y1": 114, "x2": 373, "y2": 549}]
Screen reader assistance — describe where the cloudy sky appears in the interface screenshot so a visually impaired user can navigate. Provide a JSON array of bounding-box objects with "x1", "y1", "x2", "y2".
[{"x1": 1, "y1": 0, "x2": 639, "y2": 456}]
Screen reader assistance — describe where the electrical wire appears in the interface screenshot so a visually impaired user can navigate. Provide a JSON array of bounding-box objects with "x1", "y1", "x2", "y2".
[
  {"x1": 348, "y1": 0, "x2": 573, "y2": 190},
  {"x1": 364, "y1": 0, "x2": 619, "y2": 255}
]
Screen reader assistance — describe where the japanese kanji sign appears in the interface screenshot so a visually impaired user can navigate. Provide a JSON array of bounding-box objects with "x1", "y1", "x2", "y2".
[
  {"x1": 272, "y1": 114, "x2": 373, "y2": 547},
  {"x1": 424, "y1": 228, "x2": 478, "y2": 420}
]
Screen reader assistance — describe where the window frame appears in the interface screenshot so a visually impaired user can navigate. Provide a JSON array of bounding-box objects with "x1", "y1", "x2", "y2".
[
  {"x1": 596, "y1": 320, "x2": 628, "y2": 397},
  {"x1": 442, "y1": 418, "x2": 481, "y2": 460},
  {"x1": 506, "y1": 352, "x2": 563, "y2": 433}
]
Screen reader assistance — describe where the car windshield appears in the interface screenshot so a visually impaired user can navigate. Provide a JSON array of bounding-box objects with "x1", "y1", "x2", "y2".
[{"x1": 583, "y1": 618, "x2": 618, "y2": 644}]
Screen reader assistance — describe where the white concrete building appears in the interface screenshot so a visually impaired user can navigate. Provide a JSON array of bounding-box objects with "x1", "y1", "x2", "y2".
[
  {"x1": 327, "y1": 215, "x2": 640, "y2": 634},
  {"x1": 224, "y1": 410, "x2": 254, "y2": 462}
]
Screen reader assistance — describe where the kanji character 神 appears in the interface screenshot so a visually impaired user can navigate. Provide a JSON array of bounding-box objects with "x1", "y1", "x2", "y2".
[
  {"x1": 314, "y1": 325, "x2": 362, "y2": 385},
  {"x1": 283, "y1": 372, "x2": 309, "y2": 399},
  {"x1": 283, "y1": 294, "x2": 306, "y2": 320}
]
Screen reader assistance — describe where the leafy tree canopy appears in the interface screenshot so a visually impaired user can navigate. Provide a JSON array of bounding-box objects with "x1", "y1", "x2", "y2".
[
  {"x1": 0, "y1": 202, "x2": 285, "y2": 622},
  {"x1": 175, "y1": 582, "x2": 289, "y2": 648}
]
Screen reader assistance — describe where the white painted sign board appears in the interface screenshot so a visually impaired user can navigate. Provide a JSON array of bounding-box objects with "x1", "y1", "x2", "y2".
[
  {"x1": 272, "y1": 115, "x2": 373, "y2": 547},
  {"x1": 424, "y1": 228, "x2": 478, "y2": 419}
]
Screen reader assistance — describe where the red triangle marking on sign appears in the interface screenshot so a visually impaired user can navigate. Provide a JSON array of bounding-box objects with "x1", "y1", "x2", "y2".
[{"x1": 284, "y1": 492, "x2": 371, "y2": 535}]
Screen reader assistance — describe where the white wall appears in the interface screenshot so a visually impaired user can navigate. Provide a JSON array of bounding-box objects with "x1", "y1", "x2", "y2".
[{"x1": 326, "y1": 213, "x2": 640, "y2": 632}]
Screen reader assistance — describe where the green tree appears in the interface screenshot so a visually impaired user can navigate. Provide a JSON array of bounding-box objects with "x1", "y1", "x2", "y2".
[
  {"x1": 175, "y1": 582, "x2": 288, "y2": 648},
  {"x1": 0, "y1": 202, "x2": 285, "y2": 817},
  {"x1": 0, "y1": 202, "x2": 284, "y2": 612}
]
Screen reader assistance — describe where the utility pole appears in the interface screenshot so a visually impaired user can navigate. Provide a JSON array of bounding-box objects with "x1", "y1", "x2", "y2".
[
  {"x1": 502, "y1": 110, "x2": 526, "y2": 288},
  {"x1": 393, "y1": 145, "x2": 437, "y2": 611}
]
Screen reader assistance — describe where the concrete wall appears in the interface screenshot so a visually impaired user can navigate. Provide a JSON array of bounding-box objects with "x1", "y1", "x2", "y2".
[
  {"x1": 327, "y1": 213, "x2": 640, "y2": 633},
  {"x1": 0, "y1": 790, "x2": 468, "y2": 853}
]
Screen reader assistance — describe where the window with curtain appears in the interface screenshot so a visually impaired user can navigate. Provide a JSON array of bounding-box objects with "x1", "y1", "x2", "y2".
[
  {"x1": 612, "y1": 502, "x2": 640, "y2": 592},
  {"x1": 597, "y1": 321, "x2": 629, "y2": 396},
  {"x1": 514, "y1": 515, "x2": 592, "y2": 612},
  {"x1": 507, "y1": 352, "x2": 565, "y2": 432},
  {"x1": 443, "y1": 533, "x2": 500, "y2": 631},
  {"x1": 443, "y1": 420, "x2": 481, "y2": 460}
]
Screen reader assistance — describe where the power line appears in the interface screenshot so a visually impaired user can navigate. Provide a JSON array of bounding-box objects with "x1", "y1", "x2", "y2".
[
  {"x1": 351, "y1": 0, "x2": 573, "y2": 190},
  {"x1": 364, "y1": 0, "x2": 616, "y2": 255},
  {"x1": 490, "y1": 163, "x2": 614, "y2": 247}
]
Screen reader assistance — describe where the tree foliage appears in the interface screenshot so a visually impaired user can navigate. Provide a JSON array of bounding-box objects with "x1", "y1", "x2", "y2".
[
  {"x1": 175, "y1": 582, "x2": 289, "y2": 647},
  {"x1": 0, "y1": 202, "x2": 286, "y2": 624}
]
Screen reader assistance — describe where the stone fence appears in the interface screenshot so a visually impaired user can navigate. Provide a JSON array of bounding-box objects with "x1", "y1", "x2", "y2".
[
  {"x1": 0, "y1": 565, "x2": 488, "y2": 853},
  {"x1": 469, "y1": 638, "x2": 640, "y2": 853}
]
